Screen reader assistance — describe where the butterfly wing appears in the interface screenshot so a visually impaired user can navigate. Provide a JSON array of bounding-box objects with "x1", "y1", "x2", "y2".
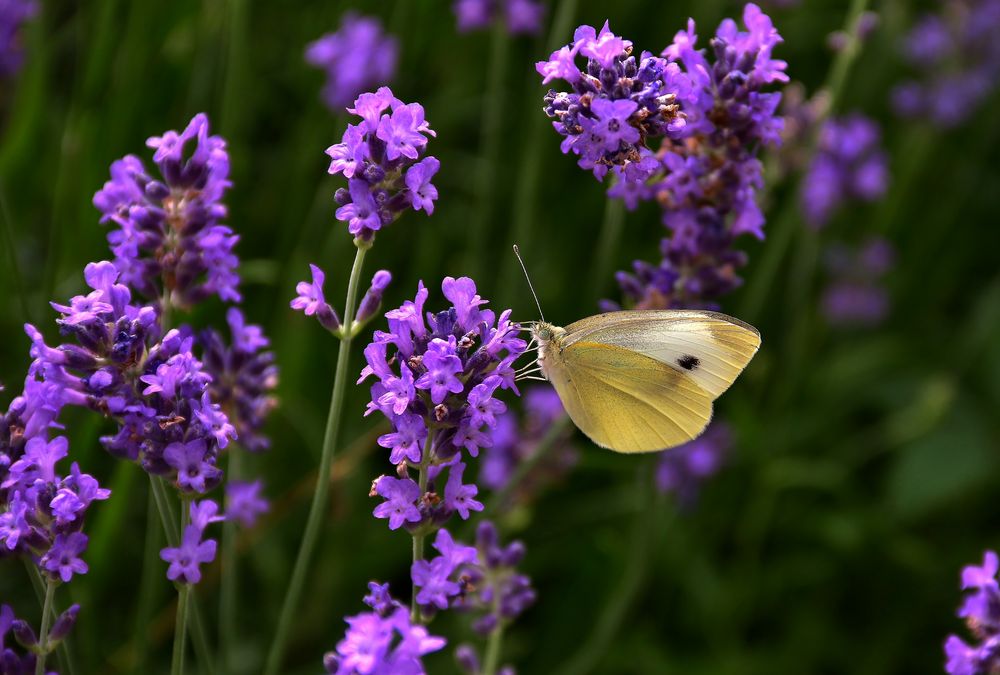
[
  {"x1": 545, "y1": 340, "x2": 713, "y2": 453},
  {"x1": 562, "y1": 310, "x2": 761, "y2": 398}
]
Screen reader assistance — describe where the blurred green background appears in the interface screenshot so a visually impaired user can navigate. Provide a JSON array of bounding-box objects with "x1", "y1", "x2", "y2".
[{"x1": 2, "y1": 0, "x2": 1000, "y2": 673}]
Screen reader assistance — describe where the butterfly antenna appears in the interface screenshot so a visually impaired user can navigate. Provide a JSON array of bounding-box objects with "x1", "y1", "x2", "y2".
[{"x1": 513, "y1": 244, "x2": 546, "y2": 322}]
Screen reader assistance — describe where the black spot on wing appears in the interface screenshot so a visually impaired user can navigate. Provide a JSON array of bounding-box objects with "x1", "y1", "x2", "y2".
[{"x1": 677, "y1": 354, "x2": 700, "y2": 371}]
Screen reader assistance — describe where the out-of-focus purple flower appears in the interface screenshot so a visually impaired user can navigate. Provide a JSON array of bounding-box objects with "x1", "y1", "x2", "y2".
[
  {"x1": 454, "y1": 0, "x2": 544, "y2": 35},
  {"x1": 480, "y1": 386, "x2": 577, "y2": 503},
  {"x1": 323, "y1": 586, "x2": 446, "y2": 674},
  {"x1": 362, "y1": 278, "x2": 526, "y2": 532},
  {"x1": 160, "y1": 523, "x2": 217, "y2": 584},
  {"x1": 945, "y1": 550, "x2": 1000, "y2": 674},
  {"x1": 893, "y1": 0, "x2": 1000, "y2": 128},
  {"x1": 305, "y1": 12, "x2": 398, "y2": 111},
  {"x1": 415, "y1": 523, "x2": 535, "y2": 635},
  {"x1": 655, "y1": 424, "x2": 731, "y2": 505},
  {"x1": 200, "y1": 308, "x2": 279, "y2": 452},
  {"x1": 821, "y1": 237, "x2": 894, "y2": 328},
  {"x1": 92, "y1": 114, "x2": 239, "y2": 308},
  {"x1": 800, "y1": 114, "x2": 888, "y2": 228},
  {"x1": 0, "y1": 0, "x2": 37, "y2": 78},
  {"x1": 225, "y1": 479, "x2": 269, "y2": 528},
  {"x1": 326, "y1": 87, "x2": 439, "y2": 242}
]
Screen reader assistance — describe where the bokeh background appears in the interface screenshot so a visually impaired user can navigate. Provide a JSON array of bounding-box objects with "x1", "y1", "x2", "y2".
[{"x1": 1, "y1": 0, "x2": 1000, "y2": 673}]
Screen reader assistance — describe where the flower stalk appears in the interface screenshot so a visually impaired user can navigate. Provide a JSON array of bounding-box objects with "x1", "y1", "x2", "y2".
[{"x1": 265, "y1": 243, "x2": 368, "y2": 675}]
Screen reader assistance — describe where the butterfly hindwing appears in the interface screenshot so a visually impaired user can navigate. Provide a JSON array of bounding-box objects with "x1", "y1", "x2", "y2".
[{"x1": 546, "y1": 340, "x2": 713, "y2": 453}]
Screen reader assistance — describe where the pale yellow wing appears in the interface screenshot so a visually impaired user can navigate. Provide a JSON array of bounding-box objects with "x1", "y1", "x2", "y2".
[
  {"x1": 546, "y1": 341, "x2": 713, "y2": 453},
  {"x1": 562, "y1": 310, "x2": 761, "y2": 398}
]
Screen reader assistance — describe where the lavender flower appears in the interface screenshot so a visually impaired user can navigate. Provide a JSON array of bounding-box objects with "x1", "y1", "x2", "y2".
[
  {"x1": 305, "y1": 12, "x2": 399, "y2": 111},
  {"x1": 159, "y1": 498, "x2": 222, "y2": 584},
  {"x1": 290, "y1": 263, "x2": 343, "y2": 332},
  {"x1": 542, "y1": 5, "x2": 787, "y2": 311},
  {"x1": 361, "y1": 277, "x2": 526, "y2": 532},
  {"x1": 0, "y1": 427, "x2": 109, "y2": 583},
  {"x1": 199, "y1": 307, "x2": 279, "y2": 451},
  {"x1": 454, "y1": 0, "x2": 544, "y2": 35},
  {"x1": 480, "y1": 385, "x2": 577, "y2": 504},
  {"x1": 800, "y1": 114, "x2": 888, "y2": 228},
  {"x1": 654, "y1": 423, "x2": 731, "y2": 505},
  {"x1": 893, "y1": 0, "x2": 1000, "y2": 128},
  {"x1": 225, "y1": 479, "x2": 269, "y2": 528},
  {"x1": 945, "y1": 550, "x2": 1000, "y2": 674},
  {"x1": 412, "y1": 523, "x2": 535, "y2": 654},
  {"x1": 21, "y1": 262, "x2": 233, "y2": 493},
  {"x1": 0, "y1": 0, "x2": 37, "y2": 78},
  {"x1": 92, "y1": 114, "x2": 239, "y2": 309},
  {"x1": 323, "y1": 584, "x2": 446, "y2": 674},
  {"x1": 325, "y1": 87, "x2": 439, "y2": 242},
  {"x1": 821, "y1": 237, "x2": 894, "y2": 328}
]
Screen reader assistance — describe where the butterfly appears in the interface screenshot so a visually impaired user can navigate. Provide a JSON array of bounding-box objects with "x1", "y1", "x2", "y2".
[
  {"x1": 525, "y1": 311, "x2": 761, "y2": 453},
  {"x1": 512, "y1": 247, "x2": 761, "y2": 453}
]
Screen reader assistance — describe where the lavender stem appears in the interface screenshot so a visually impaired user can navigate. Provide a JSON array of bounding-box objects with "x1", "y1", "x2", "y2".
[
  {"x1": 170, "y1": 498, "x2": 191, "y2": 675},
  {"x1": 33, "y1": 578, "x2": 55, "y2": 675},
  {"x1": 219, "y1": 448, "x2": 242, "y2": 674},
  {"x1": 265, "y1": 243, "x2": 369, "y2": 675}
]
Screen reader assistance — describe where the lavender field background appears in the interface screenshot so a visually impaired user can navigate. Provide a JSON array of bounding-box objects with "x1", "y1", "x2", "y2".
[{"x1": 2, "y1": 0, "x2": 1000, "y2": 673}]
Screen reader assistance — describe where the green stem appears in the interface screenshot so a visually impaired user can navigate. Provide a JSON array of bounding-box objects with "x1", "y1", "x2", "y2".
[
  {"x1": 148, "y1": 475, "x2": 214, "y2": 669},
  {"x1": 24, "y1": 564, "x2": 74, "y2": 675},
  {"x1": 264, "y1": 244, "x2": 369, "y2": 675},
  {"x1": 589, "y1": 197, "x2": 625, "y2": 302},
  {"x1": 466, "y1": 16, "x2": 511, "y2": 275},
  {"x1": 821, "y1": 0, "x2": 872, "y2": 110},
  {"x1": 219, "y1": 450, "x2": 242, "y2": 674},
  {"x1": 410, "y1": 431, "x2": 436, "y2": 623},
  {"x1": 482, "y1": 622, "x2": 504, "y2": 675},
  {"x1": 34, "y1": 579, "x2": 55, "y2": 675},
  {"x1": 132, "y1": 488, "x2": 163, "y2": 674},
  {"x1": 170, "y1": 498, "x2": 192, "y2": 675}
]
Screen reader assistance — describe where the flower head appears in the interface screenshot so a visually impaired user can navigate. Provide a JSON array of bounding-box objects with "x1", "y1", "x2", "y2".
[
  {"x1": 946, "y1": 550, "x2": 1000, "y2": 674},
  {"x1": 160, "y1": 523, "x2": 218, "y2": 584}
]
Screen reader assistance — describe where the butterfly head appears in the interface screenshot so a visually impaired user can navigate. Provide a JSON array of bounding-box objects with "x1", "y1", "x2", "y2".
[{"x1": 531, "y1": 321, "x2": 563, "y2": 346}]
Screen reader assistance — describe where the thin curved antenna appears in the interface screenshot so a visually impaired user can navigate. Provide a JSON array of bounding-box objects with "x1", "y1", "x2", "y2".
[{"x1": 512, "y1": 244, "x2": 545, "y2": 322}]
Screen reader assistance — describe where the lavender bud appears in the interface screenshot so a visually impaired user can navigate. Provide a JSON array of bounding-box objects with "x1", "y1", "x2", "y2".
[
  {"x1": 333, "y1": 187, "x2": 351, "y2": 206},
  {"x1": 317, "y1": 304, "x2": 342, "y2": 333},
  {"x1": 48, "y1": 604, "x2": 81, "y2": 643},
  {"x1": 455, "y1": 644, "x2": 480, "y2": 673},
  {"x1": 354, "y1": 270, "x2": 392, "y2": 325},
  {"x1": 11, "y1": 620, "x2": 37, "y2": 649}
]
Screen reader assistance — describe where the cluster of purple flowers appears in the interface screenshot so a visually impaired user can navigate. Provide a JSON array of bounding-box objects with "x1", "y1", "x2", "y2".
[
  {"x1": 654, "y1": 424, "x2": 730, "y2": 505},
  {"x1": 0, "y1": 433, "x2": 109, "y2": 583},
  {"x1": 480, "y1": 386, "x2": 577, "y2": 504},
  {"x1": 800, "y1": 114, "x2": 888, "y2": 228},
  {"x1": 92, "y1": 113, "x2": 239, "y2": 309},
  {"x1": 0, "y1": 0, "x2": 37, "y2": 78},
  {"x1": 305, "y1": 13, "x2": 399, "y2": 111},
  {"x1": 539, "y1": 5, "x2": 788, "y2": 310},
  {"x1": 22, "y1": 262, "x2": 233, "y2": 493},
  {"x1": 454, "y1": 0, "x2": 544, "y2": 35},
  {"x1": 821, "y1": 237, "x2": 894, "y2": 328},
  {"x1": 893, "y1": 0, "x2": 1000, "y2": 128},
  {"x1": 323, "y1": 582, "x2": 446, "y2": 674},
  {"x1": 945, "y1": 550, "x2": 1000, "y2": 674},
  {"x1": 325, "y1": 87, "x2": 439, "y2": 242},
  {"x1": 1, "y1": 603, "x2": 79, "y2": 673},
  {"x1": 361, "y1": 277, "x2": 526, "y2": 532},
  {"x1": 199, "y1": 307, "x2": 279, "y2": 453},
  {"x1": 160, "y1": 499, "x2": 223, "y2": 584},
  {"x1": 416, "y1": 523, "x2": 534, "y2": 672}
]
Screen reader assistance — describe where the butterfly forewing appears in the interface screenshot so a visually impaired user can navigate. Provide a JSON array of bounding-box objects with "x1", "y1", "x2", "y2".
[
  {"x1": 546, "y1": 340, "x2": 713, "y2": 453},
  {"x1": 562, "y1": 310, "x2": 761, "y2": 398}
]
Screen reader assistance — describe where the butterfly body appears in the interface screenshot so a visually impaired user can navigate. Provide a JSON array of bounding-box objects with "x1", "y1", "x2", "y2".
[{"x1": 530, "y1": 310, "x2": 761, "y2": 454}]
